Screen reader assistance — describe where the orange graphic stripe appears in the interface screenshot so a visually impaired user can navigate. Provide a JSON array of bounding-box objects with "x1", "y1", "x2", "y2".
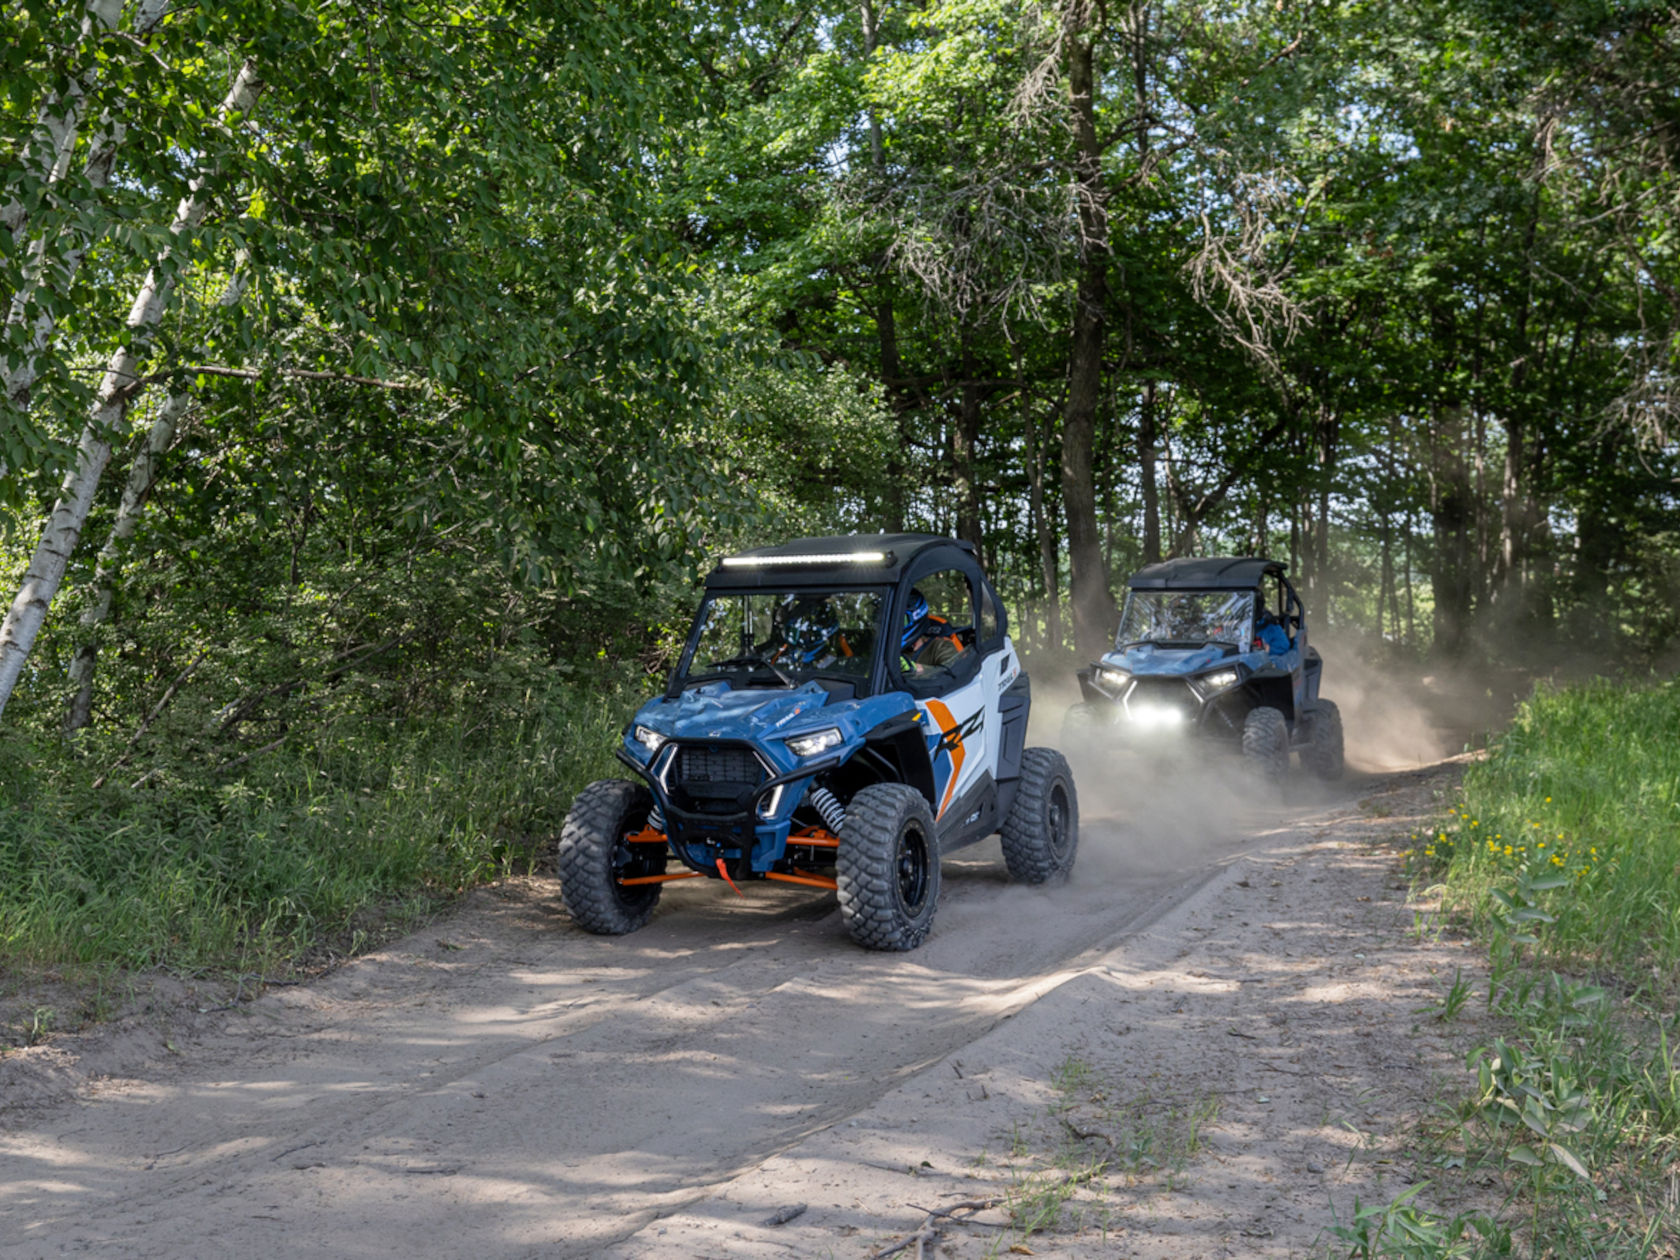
[{"x1": 924, "y1": 698, "x2": 965, "y2": 819}]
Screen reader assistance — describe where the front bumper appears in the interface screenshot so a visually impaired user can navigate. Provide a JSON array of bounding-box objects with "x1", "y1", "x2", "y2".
[
  {"x1": 615, "y1": 743, "x2": 843, "y2": 876},
  {"x1": 1076, "y1": 669, "x2": 1245, "y2": 740}
]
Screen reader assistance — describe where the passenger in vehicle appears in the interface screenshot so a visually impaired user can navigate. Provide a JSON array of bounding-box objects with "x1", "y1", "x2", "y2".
[
  {"x1": 901, "y1": 588, "x2": 963, "y2": 675},
  {"x1": 1253, "y1": 601, "x2": 1291, "y2": 654}
]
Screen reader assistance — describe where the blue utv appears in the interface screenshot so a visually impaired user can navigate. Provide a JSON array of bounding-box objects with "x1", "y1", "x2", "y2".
[
  {"x1": 557, "y1": 534, "x2": 1078, "y2": 951},
  {"x1": 1063, "y1": 557, "x2": 1344, "y2": 782}
]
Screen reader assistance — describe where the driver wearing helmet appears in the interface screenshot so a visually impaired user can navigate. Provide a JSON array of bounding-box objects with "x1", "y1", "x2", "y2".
[
  {"x1": 901, "y1": 588, "x2": 962, "y2": 675},
  {"x1": 771, "y1": 596, "x2": 849, "y2": 667}
]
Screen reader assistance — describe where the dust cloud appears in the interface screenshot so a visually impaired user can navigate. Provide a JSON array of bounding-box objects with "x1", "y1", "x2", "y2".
[
  {"x1": 1018, "y1": 632, "x2": 1525, "y2": 883},
  {"x1": 1024, "y1": 664, "x2": 1279, "y2": 883},
  {"x1": 1312, "y1": 636, "x2": 1449, "y2": 771},
  {"x1": 1312, "y1": 630, "x2": 1530, "y2": 771}
]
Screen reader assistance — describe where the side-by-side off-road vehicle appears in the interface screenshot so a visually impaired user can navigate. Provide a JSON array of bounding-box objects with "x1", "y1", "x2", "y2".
[
  {"x1": 1064, "y1": 557, "x2": 1344, "y2": 782},
  {"x1": 558, "y1": 534, "x2": 1079, "y2": 951}
]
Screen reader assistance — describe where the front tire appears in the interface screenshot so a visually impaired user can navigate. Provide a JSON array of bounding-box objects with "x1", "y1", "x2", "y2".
[
  {"x1": 1302, "y1": 699, "x2": 1345, "y2": 780},
  {"x1": 1060, "y1": 701, "x2": 1115, "y2": 746},
  {"x1": 556, "y1": 779, "x2": 668, "y2": 935},
  {"x1": 1241, "y1": 706, "x2": 1291, "y2": 783},
  {"x1": 1000, "y1": 747, "x2": 1079, "y2": 883},
  {"x1": 837, "y1": 784, "x2": 941, "y2": 951}
]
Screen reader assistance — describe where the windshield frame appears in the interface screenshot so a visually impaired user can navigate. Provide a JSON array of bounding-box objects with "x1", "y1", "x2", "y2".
[
  {"x1": 1114, "y1": 588, "x2": 1256, "y2": 650},
  {"x1": 670, "y1": 585, "x2": 894, "y2": 697}
]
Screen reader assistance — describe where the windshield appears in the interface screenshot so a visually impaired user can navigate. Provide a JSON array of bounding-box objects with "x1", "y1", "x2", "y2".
[
  {"x1": 680, "y1": 589, "x2": 886, "y2": 687},
  {"x1": 1115, "y1": 589, "x2": 1254, "y2": 648}
]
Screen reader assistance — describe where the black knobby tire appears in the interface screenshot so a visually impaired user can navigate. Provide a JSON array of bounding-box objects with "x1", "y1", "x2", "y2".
[
  {"x1": 1302, "y1": 699, "x2": 1345, "y2": 780},
  {"x1": 836, "y1": 783, "x2": 941, "y2": 951},
  {"x1": 999, "y1": 746, "x2": 1079, "y2": 884},
  {"x1": 556, "y1": 779, "x2": 669, "y2": 935},
  {"x1": 1241, "y1": 706, "x2": 1291, "y2": 782}
]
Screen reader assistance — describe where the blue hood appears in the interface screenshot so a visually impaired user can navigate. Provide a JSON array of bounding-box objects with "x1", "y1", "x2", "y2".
[
  {"x1": 636, "y1": 681, "x2": 836, "y2": 742},
  {"x1": 1103, "y1": 642, "x2": 1233, "y2": 676}
]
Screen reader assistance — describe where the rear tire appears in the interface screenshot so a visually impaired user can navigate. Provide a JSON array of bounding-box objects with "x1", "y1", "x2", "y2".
[
  {"x1": 999, "y1": 747, "x2": 1079, "y2": 884},
  {"x1": 1241, "y1": 706, "x2": 1290, "y2": 783},
  {"x1": 556, "y1": 779, "x2": 668, "y2": 935},
  {"x1": 1302, "y1": 699, "x2": 1345, "y2": 780},
  {"x1": 837, "y1": 784, "x2": 941, "y2": 951}
]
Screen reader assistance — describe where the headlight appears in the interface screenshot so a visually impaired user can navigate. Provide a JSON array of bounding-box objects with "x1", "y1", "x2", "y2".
[
  {"x1": 633, "y1": 724, "x2": 667, "y2": 753},
  {"x1": 1199, "y1": 669, "x2": 1239, "y2": 693},
  {"x1": 1096, "y1": 666, "x2": 1130, "y2": 690},
  {"x1": 1127, "y1": 704, "x2": 1186, "y2": 728},
  {"x1": 785, "y1": 727, "x2": 843, "y2": 758}
]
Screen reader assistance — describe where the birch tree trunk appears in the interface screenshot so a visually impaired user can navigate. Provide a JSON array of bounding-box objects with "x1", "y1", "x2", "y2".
[
  {"x1": 3, "y1": 1, "x2": 173, "y2": 411},
  {"x1": 62, "y1": 391, "x2": 191, "y2": 732},
  {"x1": 65, "y1": 262, "x2": 249, "y2": 732},
  {"x1": 0, "y1": 58, "x2": 263, "y2": 722},
  {"x1": 0, "y1": 1, "x2": 124, "y2": 248}
]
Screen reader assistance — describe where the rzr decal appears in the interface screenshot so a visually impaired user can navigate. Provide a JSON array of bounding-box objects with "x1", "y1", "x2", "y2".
[
  {"x1": 923, "y1": 699, "x2": 981, "y2": 818},
  {"x1": 935, "y1": 710, "x2": 984, "y2": 754}
]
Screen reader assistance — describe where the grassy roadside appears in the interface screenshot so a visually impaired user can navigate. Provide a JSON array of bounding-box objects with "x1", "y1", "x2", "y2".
[
  {"x1": 0, "y1": 671, "x2": 635, "y2": 1044},
  {"x1": 1374, "y1": 679, "x2": 1680, "y2": 1257}
]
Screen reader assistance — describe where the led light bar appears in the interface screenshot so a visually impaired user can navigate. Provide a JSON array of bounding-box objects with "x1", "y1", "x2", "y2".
[{"x1": 719, "y1": 551, "x2": 890, "y2": 568}]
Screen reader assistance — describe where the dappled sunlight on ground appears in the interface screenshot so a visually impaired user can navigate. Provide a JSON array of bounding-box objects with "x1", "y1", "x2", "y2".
[{"x1": 0, "y1": 761, "x2": 1491, "y2": 1257}]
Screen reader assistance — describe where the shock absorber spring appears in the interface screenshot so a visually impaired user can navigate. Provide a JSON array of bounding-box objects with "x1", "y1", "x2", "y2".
[
  {"x1": 808, "y1": 785, "x2": 847, "y2": 834},
  {"x1": 648, "y1": 803, "x2": 667, "y2": 834}
]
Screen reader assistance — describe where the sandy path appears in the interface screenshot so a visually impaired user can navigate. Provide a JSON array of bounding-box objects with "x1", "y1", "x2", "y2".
[{"x1": 0, "y1": 752, "x2": 1482, "y2": 1259}]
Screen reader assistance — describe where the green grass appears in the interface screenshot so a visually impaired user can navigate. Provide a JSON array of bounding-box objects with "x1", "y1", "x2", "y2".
[
  {"x1": 1383, "y1": 677, "x2": 1680, "y2": 1257},
  {"x1": 1424, "y1": 677, "x2": 1680, "y2": 973},
  {"x1": 0, "y1": 672, "x2": 632, "y2": 984}
]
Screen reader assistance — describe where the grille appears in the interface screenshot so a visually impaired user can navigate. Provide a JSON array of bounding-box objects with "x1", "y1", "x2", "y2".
[
  {"x1": 1126, "y1": 677, "x2": 1200, "y2": 720},
  {"x1": 676, "y1": 745, "x2": 764, "y2": 787}
]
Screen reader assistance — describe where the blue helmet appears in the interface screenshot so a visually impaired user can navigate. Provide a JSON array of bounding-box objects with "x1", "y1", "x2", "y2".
[
  {"x1": 779, "y1": 597, "x2": 838, "y2": 663},
  {"x1": 901, "y1": 589, "x2": 929, "y2": 647}
]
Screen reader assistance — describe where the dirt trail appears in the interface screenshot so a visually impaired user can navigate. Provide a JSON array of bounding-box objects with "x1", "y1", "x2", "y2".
[{"x1": 0, "y1": 748, "x2": 1485, "y2": 1259}]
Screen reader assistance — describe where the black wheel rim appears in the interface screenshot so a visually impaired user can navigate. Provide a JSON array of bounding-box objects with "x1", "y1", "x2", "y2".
[
  {"x1": 1046, "y1": 782, "x2": 1072, "y2": 862},
  {"x1": 895, "y1": 822, "x2": 930, "y2": 913}
]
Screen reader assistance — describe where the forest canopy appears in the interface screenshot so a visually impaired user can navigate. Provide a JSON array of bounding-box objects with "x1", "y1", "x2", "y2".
[{"x1": 2, "y1": 0, "x2": 1677, "y2": 766}]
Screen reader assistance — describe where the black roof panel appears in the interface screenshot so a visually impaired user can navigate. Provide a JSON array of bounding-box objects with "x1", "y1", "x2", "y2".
[
  {"x1": 1127, "y1": 556, "x2": 1286, "y2": 591},
  {"x1": 705, "y1": 533, "x2": 974, "y2": 590}
]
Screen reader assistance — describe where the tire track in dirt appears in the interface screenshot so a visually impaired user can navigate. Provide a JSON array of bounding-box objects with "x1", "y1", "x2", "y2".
[{"x1": 0, "y1": 774, "x2": 1372, "y2": 1259}]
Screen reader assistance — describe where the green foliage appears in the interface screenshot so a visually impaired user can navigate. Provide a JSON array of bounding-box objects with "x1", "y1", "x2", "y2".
[
  {"x1": 0, "y1": 658, "x2": 635, "y2": 975},
  {"x1": 1423, "y1": 679, "x2": 1680, "y2": 971},
  {"x1": 1404, "y1": 678, "x2": 1680, "y2": 1252},
  {"x1": 1326, "y1": 1185, "x2": 1510, "y2": 1260}
]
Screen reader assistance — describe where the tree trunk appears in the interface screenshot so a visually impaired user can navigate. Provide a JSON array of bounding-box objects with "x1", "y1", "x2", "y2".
[
  {"x1": 1025, "y1": 403, "x2": 1062, "y2": 653},
  {"x1": 64, "y1": 265, "x2": 248, "y2": 732},
  {"x1": 1139, "y1": 379, "x2": 1160, "y2": 562},
  {"x1": 1428, "y1": 403, "x2": 1474, "y2": 659},
  {"x1": 63, "y1": 392, "x2": 191, "y2": 731},
  {"x1": 1060, "y1": 28, "x2": 1116, "y2": 658},
  {"x1": 4, "y1": 1, "x2": 172, "y2": 410},
  {"x1": 860, "y1": 0, "x2": 909, "y2": 533},
  {"x1": 1310, "y1": 402, "x2": 1340, "y2": 617},
  {"x1": 0, "y1": 0, "x2": 125, "y2": 247},
  {"x1": 0, "y1": 59, "x2": 263, "y2": 721},
  {"x1": 877, "y1": 298, "x2": 910, "y2": 532},
  {"x1": 952, "y1": 335, "x2": 983, "y2": 558}
]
